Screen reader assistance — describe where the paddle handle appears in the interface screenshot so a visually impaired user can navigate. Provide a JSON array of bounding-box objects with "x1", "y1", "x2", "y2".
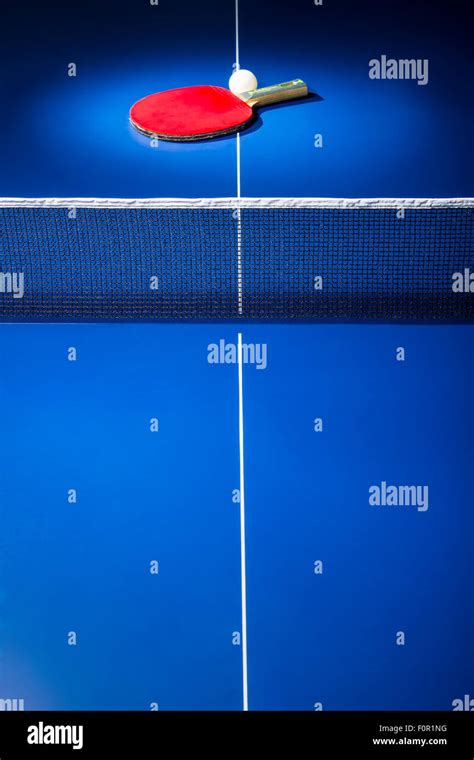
[{"x1": 241, "y1": 79, "x2": 308, "y2": 108}]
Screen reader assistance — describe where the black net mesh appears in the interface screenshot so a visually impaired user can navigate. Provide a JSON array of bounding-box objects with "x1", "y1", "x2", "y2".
[{"x1": 0, "y1": 203, "x2": 472, "y2": 321}]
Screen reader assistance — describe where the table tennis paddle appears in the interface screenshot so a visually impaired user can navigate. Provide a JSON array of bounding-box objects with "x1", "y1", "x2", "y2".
[{"x1": 130, "y1": 79, "x2": 308, "y2": 142}]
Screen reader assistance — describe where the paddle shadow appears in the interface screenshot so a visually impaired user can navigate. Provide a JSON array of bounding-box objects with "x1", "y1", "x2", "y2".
[{"x1": 240, "y1": 90, "x2": 324, "y2": 139}]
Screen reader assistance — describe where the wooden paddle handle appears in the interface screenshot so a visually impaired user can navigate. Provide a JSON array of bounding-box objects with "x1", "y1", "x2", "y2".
[{"x1": 241, "y1": 79, "x2": 308, "y2": 108}]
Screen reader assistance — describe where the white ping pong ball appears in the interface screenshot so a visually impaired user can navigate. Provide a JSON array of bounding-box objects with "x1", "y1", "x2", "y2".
[{"x1": 229, "y1": 69, "x2": 258, "y2": 95}]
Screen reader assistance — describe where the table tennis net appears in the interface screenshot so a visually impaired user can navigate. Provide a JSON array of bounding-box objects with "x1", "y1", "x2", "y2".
[{"x1": 0, "y1": 197, "x2": 472, "y2": 321}]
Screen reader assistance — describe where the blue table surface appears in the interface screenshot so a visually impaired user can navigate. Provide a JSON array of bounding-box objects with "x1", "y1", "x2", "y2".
[
  {"x1": 0, "y1": 323, "x2": 473, "y2": 710},
  {"x1": 0, "y1": 0, "x2": 471, "y2": 199},
  {"x1": 0, "y1": 0, "x2": 472, "y2": 710}
]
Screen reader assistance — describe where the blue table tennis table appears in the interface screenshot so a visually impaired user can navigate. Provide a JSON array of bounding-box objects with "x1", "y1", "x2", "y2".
[{"x1": 0, "y1": 0, "x2": 472, "y2": 711}]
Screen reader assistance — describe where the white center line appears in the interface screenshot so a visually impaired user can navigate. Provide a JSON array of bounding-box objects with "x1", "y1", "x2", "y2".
[
  {"x1": 235, "y1": 0, "x2": 240, "y2": 71},
  {"x1": 235, "y1": 0, "x2": 248, "y2": 712},
  {"x1": 238, "y1": 331, "x2": 248, "y2": 711},
  {"x1": 236, "y1": 134, "x2": 242, "y2": 315}
]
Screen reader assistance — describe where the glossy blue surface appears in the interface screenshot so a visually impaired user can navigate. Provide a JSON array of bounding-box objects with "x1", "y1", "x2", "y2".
[
  {"x1": 0, "y1": 0, "x2": 472, "y2": 710},
  {"x1": 0, "y1": 0, "x2": 471, "y2": 198}
]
